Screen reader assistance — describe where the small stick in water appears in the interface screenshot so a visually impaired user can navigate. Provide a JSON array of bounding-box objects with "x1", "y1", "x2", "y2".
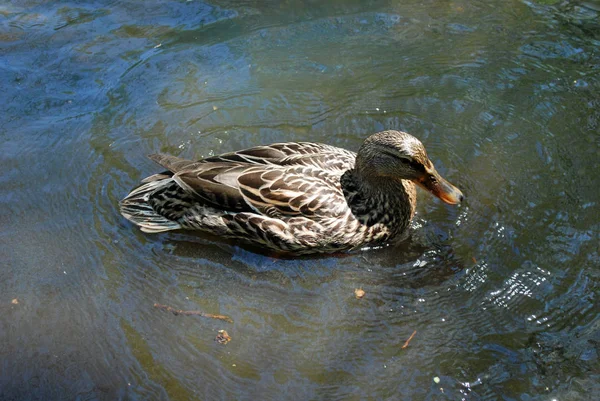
[
  {"x1": 154, "y1": 303, "x2": 233, "y2": 323},
  {"x1": 402, "y1": 330, "x2": 417, "y2": 349}
]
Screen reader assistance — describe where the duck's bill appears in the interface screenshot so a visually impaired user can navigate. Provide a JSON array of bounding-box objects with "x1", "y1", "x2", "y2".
[{"x1": 417, "y1": 170, "x2": 464, "y2": 205}]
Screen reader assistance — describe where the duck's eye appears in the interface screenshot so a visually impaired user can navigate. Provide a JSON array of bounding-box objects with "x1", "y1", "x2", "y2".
[
  {"x1": 403, "y1": 158, "x2": 425, "y2": 172},
  {"x1": 382, "y1": 151, "x2": 425, "y2": 172}
]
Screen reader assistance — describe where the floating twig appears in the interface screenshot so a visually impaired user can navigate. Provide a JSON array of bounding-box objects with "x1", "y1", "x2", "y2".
[
  {"x1": 154, "y1": 303, "x2": 233, "y2": 323},
  {"x1": 401, "y1": 330, "x2": 417, "y2": 349}
]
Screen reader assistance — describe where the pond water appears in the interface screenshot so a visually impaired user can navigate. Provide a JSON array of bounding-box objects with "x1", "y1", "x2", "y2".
[{"x1": 1, "y1": 0, "x2": 599, "y2": 399}]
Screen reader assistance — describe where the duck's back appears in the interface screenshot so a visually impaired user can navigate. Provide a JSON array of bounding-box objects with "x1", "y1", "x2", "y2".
[{"x1": 201, "y1": 142, "x2": 356, "y2": 172}]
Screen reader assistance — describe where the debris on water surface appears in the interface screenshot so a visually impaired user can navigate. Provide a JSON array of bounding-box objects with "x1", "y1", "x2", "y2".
[
  {"x1": 215, "y1": 330, "x2": 231, "y2": 344},
  {"x1": 401, "y1": 330, "x2": 417, "y2": 349},
  {"x1": 433, "y1": 376, "x2": 441, "y2": 384},
  {"x1": 11, "y1": 298, "x2": 18, "y2": 305},
  {"x1": 354, "y1": 288, "x2": 366, "y2": 299},
  {"x1": 154, "y1": 303, "x2": 233, "y2": 323}
]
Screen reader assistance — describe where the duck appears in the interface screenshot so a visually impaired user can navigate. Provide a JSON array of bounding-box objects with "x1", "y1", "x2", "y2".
[{"x1": 120, "y1": 130, "x2": 463, "y2": 255}]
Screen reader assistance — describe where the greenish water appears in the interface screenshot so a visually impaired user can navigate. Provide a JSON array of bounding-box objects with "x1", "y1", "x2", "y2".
[{"x1": 1, "y1": 0, "x2": 599, "y2": 399}]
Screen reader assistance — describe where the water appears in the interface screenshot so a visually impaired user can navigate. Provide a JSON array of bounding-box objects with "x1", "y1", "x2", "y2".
[{"x1": 1, "y1": 0, "x2": 599, "y2": 399}]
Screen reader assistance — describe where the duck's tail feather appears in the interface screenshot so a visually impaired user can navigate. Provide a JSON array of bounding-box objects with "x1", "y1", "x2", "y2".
[{"x1": 120, "y1": 179, "x2": 182, "y2": 233}]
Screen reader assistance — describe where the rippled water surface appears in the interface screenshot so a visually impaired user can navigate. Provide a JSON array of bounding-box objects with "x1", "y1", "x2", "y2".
[{"x1": 2, "y1": 0, "x2": 599, "y2": 399}]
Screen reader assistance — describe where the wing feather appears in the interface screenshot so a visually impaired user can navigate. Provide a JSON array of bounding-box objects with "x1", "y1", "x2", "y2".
[{"x1": 172, "y1": 164, "x2": 256, "y2": 212}]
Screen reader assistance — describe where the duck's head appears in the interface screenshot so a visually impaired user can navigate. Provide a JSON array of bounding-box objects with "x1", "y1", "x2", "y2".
[{"x1": 356, "y1": 130, "x2": 463, "y2": 205}]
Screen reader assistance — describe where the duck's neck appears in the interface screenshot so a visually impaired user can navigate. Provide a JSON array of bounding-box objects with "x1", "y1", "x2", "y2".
[{"x1": 341, "y1": 169, "x2": 416, "y2": 235}]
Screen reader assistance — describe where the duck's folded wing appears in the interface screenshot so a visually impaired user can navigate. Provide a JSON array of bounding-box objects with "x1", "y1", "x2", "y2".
[{"x1": 172, "y1": 163, "x2": 346, "y2": 219}]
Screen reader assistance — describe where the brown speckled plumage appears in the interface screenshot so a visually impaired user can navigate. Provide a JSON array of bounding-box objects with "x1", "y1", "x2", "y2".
[{"x1": 120, "y1": 130, "x2": 463, "y2": 254}]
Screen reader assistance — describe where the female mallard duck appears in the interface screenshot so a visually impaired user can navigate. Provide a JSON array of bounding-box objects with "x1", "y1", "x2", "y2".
[{"x1": 120, "y1": 130, "x2": 463, "y2": 254}]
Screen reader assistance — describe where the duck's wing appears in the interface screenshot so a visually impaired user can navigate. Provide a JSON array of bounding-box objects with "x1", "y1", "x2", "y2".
[
  {"x1": 178, "y1": 164, "x2": 346, "y2": 218},
  {"x1": 150, "y1": 153, "x2": 346, "y2": 218}
]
